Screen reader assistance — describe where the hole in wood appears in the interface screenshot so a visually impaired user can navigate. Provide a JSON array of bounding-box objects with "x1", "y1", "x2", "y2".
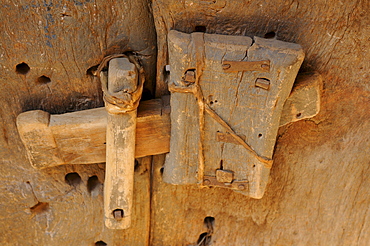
[
  {"x1": 141, "y1": 88, "x2": 153, "y2": 101},
  {"x1": 113, "y1": 209, "x2": 124, "y2": 220},
  {"x1": 86, "y1": 65, "x2": 99, "y2": 76},
  {"x1": 37, "y1": 75, "x2": 51, "y2": 84},
  {"x1": 134, "y1": 159, "x2": 140, "y2": 171},
  {"x1": 65, "y1": 172, "x2": 82, "y2": 187},
  {"x1": 95, "y1": 241, "x2": 107, "y2": 246},
  {"x1": 195, "y1": 25, "x2": 207, "y2": 32},
  {"x1": 264, "y1": 31, "x2": 276, "y2": 39},
  {"x1": 30, "y1": 202, "x2": 49, "y2": 215},
  {"x1": 204, "y1": 216, "x2": 215, "y2": 227},
  {"x1": 296, "y1": 112, "x2": 302, "y2": 118},
  {"x1": 87, "y1": 175, "x2": 101, "y2": 195},
  {"x1": 197, "y1": 232, "x2": 209, "y2": 245},
  {"x1": 197, "y1": 216, "x2": 215, "y2": 245},
  {"x1": 258, "y1": 133, "x2": 263, "y2": 138},
  {"x1": 160, "y1": 167, "x2": 164, "y2": 175},
  {"x1": 15, "y1": 62, "x2": 30, "y2": 75}
]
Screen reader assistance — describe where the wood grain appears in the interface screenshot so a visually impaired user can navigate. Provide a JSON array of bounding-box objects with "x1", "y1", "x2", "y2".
[
  {"x1": 0, "y1": 0, "x2": 368, "y2": 245},
  {"x1": 164, "y1": 31, "x2": 304, "y2": 199},
  {"x1": 17, "y1": 98, "x2": 170, "y2": 169}
]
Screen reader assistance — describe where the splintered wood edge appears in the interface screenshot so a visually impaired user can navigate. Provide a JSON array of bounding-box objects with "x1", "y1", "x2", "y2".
[{"x1": 17, "y1": 73, "x2": 321, "y2": 169}]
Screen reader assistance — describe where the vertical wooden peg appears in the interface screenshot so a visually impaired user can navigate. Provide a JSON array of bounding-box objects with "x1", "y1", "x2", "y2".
[{"x1": 103, "y1": 58, "x2": 138, "y2": 229}]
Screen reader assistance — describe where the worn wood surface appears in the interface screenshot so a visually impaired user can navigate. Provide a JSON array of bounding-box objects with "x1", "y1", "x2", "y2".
[
  {"x1": 164, "y1": 31, "x2": 304, "y2": 199},
  {"x1": 0, "y1": 0, "x2": 155, "y2": 245},
  {"x1": 279, "y1": 72, "x2": 322, "y2": 126},
  {"x1": 0, "y1": 0, "x2": 369, "y2": 245},
  {"x1": 104, "y1": 58, "x2": 138, "y2": 229},
  {"x1": 151, "y1": 0, "x2": 370, "y2": 245},
  {"x1": 17, "y1": 98, "x2": 170, "y2": 169}
]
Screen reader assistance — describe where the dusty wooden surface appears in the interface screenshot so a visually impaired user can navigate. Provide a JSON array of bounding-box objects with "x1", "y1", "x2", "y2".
[
  {"x1": 151, "y1": 0, "x2": 370, "y2": 245},
  {"x1": 104, "y1": 58, "x2": 138, "y2": 229},
  {"x1": 0, "y1": 0, "x2": 155, "y2": 245},
  {"x1": 0, "y1": 0, "x2": 369, "y2": 245},
  {"x1": 17, "y1": 98, "x2": 170, "y2": 168},
  {"x1": 164, "y1": 30, "x2": 304, "y2": 199}
]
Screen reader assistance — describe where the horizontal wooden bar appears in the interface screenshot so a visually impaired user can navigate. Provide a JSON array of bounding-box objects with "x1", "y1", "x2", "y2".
[
  {"x1": 17, "y1": 72, "x2": 321, "y2": 169},
  {"x1": 17, "y1": 98, "x2": 170, "y2": 169}
]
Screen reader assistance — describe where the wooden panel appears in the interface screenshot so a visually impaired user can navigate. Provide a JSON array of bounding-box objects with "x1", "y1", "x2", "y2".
[{"x1": 163, "y1": 31, "x2": 304, "y2": 199}]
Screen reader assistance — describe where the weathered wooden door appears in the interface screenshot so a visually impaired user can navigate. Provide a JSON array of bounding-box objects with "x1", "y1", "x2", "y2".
[{"x1": 0, "y1": 0, "x2": 369, "y2": 245}]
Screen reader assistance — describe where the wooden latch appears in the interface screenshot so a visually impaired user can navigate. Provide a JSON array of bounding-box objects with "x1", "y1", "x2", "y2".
[
  {"x1": 100, "y1": 57, "x2": 140, "y2": 229},
  {"x1": 164, "y1": 30, "x2": 306, "y2": 199},
  {"x1": 16, "y1": 34, "x2": 321, "y2": 220}
]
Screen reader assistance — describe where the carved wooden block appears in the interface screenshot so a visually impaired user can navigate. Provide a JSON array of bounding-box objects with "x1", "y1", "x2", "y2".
[{"x1": 164, "y1": 30, "x2": 304, "y2": 199}]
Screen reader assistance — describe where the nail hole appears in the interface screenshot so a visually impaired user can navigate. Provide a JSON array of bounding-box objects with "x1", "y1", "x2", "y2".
[
  {"x1": 113, "y1": 209, "x2": 124, "y2": 220},
  {"x1": 258, "y1": 133, "x2": 263, "y2": 138},
  {"x1": 210, "y1": 101, "x2": 214, "y2": 105},
  {"x1": 37, "y1": 75, "x2": 51, "y2": 84},
  {"x1": 264, "y1": 31, "x2": 276, "y2": 39},
  {"x1": 296, "y1": 113, "x2": 302, "y2": 118},
  {"x1": 95, "y1": 241, "x2": 107, "y2": 246},
  {"x1": 87, "y1": 175, "x2": 101, "y2": 196},
  {"x1": 86, "y1": 65, "x2": 99, "y2": 76},
  {"x1": 30, "y1": 202, "x2": 49, "y2": 215},
  {"x1": 160, "y1": 167, "x2": 164, "y2": 175},
  {"x1": 195, "y1": 25, "x2": 207, "y2": 32},
  {"x1": 214, "y1": 100, "x2": 218, "y2": 103},
  {"x1": 253, "y1": 165, "x2": 256, "y2": 168},
  {"x1": 15, "y1": 62, "x2": 30, "y2": 75},
  {"x1": 65, "y1": 172, "x2": 82, "y2": 187}
]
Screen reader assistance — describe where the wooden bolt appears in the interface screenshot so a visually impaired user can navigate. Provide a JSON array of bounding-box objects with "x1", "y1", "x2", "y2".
[{"x1": 103, "y1": 57, "x2": 138, "y2": 229}]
